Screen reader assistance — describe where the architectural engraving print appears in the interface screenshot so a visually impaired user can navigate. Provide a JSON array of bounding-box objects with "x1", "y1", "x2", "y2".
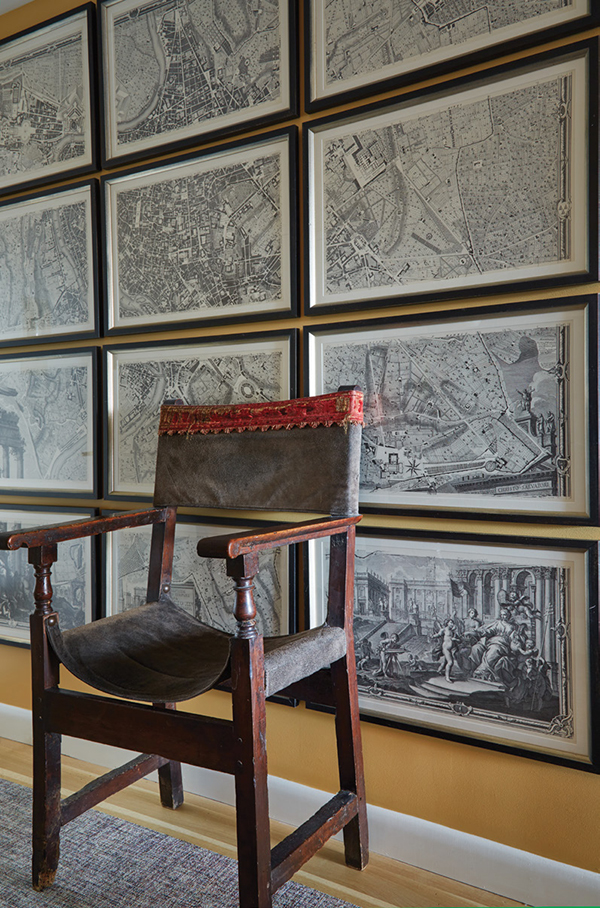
[
  {"x1": 309, "y1": 533, "x2": 591, "y2": 761},
  {"x1": 0, "y1": 352, "x2": 95, "y2": 494},
  {"x1": 307, "y1": 50, "x2": 589, "y2": 308},
  {"x1": 101, "y1": 0, "x2": 291, "y2": 160}
]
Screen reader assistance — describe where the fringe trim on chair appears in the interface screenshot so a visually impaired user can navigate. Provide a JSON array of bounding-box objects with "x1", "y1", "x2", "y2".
[{"x1": 158, "y1": 391, "x2": 364, "y2": 436}]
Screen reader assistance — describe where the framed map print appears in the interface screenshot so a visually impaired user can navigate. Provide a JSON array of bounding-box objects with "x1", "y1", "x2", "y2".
[
  {"x1": 104, "y1": 515, "x2": 295, "y2": 638},
  {"x1": 0, "y1": 6, "x2": 97, "y2": 197},
  {"x1": 104, "y1": 330, "x2": 296, "y2": 498},
  {"x1": 0, "y1": 348, "x2": 98, "y2": 497},
  {"x1": 0, "y1": 181, "x2": 99, "y2": 347},
  {"x1": 0, "y1": 506, "x2": 95, "y2": 646},
  {"x1": 99, "y1": 0, "x2": 297, "y2": 167},
  {"x1": 103, "y1": 130, "x2": 297, "y2": 333},
  {"x1": 307, "y1": 527, "x2": 598, "y2": 769},
  {"x1": 305, "y1": 40, "x2": 598, "y2": 313},
  {"x1": 306, "y1": 296, "x2": 598, "y2": 524},
  {"x1": 306, "y1": 0, "x2": 599, "y2": 110}
]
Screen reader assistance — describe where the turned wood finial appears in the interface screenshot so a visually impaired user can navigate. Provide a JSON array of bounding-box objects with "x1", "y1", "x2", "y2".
[
  {"x1": 227, "y1": 553, "x2": 260, "y2": 638},
  {"x1": 28, "y1": 545, "x2": 58, "y2": 616}
]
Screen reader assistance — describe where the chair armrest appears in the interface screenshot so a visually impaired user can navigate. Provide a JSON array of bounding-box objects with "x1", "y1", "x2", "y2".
[
  {"x1": 196, "y1": 514, "x2": 361, "y2": 560},
  {"x1": 0, "y1": 507, "x2": 171, "y2": 551}
]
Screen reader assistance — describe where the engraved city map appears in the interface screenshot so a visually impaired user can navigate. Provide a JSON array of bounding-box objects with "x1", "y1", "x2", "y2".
[
  {"x1": 0, "y1": 187, "x2": 94, "y2": 342},
  {"x1": 0, "y1": 510, "x2": 92, "y2": 642},
  {"x1": 111, "y1": 339, "x2": 289, "y2": 494},
  {"x1": 109, "y1": 522, "x2": 287, "y2": 636},
  {"x1": 109, "y1": 139, "x2": 288, "y2": 326},
  {"x1": 0, "y1": 354, "x2": 94, "y2": 493},
  {"x1": 0, "y1": 11, "x2": 91, "y2": 190},
  {"x1": 311, "y1": 305, "x2": 589, "y2": 518},
  {"x1": 316, "y1": 0, "x2": 582, "y2": 96},
  {"x1": 104, "y1": 0, "x2": 287, "y2": 156},
  {"x1": 310, "y1": 53, "x2": 588, "y2": 306}
]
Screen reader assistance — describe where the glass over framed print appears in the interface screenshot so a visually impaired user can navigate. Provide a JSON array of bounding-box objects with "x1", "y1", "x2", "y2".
[
  {"x1": 306, "y1": 0, "x2": 599, "y2": 110},
  {"x1": 0, "y1": 506, "x2": 94, "y2": 646},
  {"x1": 0, "y1": 348, "x2": 97, "y2": 497},
  {"x1": 103, "y1": 130, "x2": 297, "y2": 333},
  {"x1": 104, "y1": 330, "x2": 296, "y2": 498},
  {"x1": 305, "y1": 40, "x2": 598, "y2": 313},
  {"x1": 307, "y1": 296, "x2": 598, "y2": 523},
  {"x1": 308, "y1": 528, "x2": 598, "y2": 768},
  {"x1": 99, "y1": 0, "x2": 297, "y2": 167},
  {"x1": 104, "y1": 516, "x2": 294, "y2": 637},
  {"x1": 0, "y1": 5, "x2": 96, "y2": 197},
  {"x1": 0, "y1": 181, "x2": 99, "y2": 347}
]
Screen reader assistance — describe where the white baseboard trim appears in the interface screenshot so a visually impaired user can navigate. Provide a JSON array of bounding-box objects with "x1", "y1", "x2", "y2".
[{"x1": 3, "y1": 703, "x2": 599, "y2": 906}]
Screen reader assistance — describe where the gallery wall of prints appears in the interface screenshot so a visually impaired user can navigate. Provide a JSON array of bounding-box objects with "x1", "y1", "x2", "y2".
[{"x1": 0, "y1": 0, "x2": 599, "y2": 779}]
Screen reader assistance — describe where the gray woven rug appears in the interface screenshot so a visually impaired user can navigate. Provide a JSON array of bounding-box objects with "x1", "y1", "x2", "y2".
[{"x1": 0, "y1": 779, "x2": 359, "y2": 908}]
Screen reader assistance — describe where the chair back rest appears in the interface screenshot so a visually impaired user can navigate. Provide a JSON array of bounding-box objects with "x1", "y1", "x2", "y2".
[{"x1": 153, "y1": 389, "x2": 363, "y2": 516}]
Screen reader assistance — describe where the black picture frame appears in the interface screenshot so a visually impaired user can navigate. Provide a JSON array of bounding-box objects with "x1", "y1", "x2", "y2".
[
  {"x1": 305, "y1": 0, "x2": 600, "y2": 112},
  {"x1": 306, "y1": 525, "x2": 600, "y2": 772},
  {"x1": 0, "y1": 180, "x2": 101, "y2": 347},
  {"x1": 0, "y1": 4, "x2": 98, "y2": 198},
  {"x1": 0, "y1": 347, "x2": 99, "y2": 498},
  {"x1": 103, "y1": 329, "x2": 298, "y2": 501},
  {"x1": 98, "y1": 0, "x2": 299, "y2": 169},
  {"x1": 0, "y1": 504, "x2": 97, "y2": 648},
  {"x1": 305, "y1": 295, "x2": 599, "y2": 525},
  {"x1": 101, "y1": 128, "x2": 298, "y2": 336},
  {"x1": 304, "y1": 39, "x2": 599, "y2": 315}
]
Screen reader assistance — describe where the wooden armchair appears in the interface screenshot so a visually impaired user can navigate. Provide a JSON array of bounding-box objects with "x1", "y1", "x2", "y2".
[{"x1": 0, "y1": 389, "x2": 368, "y2": 908}]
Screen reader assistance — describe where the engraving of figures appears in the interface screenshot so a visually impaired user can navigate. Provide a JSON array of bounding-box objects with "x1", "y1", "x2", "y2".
[{"x1": 309, "y1": 534, "x2": 590, "y2": 760}]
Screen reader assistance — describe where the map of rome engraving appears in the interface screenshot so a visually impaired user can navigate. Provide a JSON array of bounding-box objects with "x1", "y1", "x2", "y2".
[
  {"x1": 0, "y1": 509, "x2": 92, "y2": 642},
  {"x1": 110, "y1": 339, "x2": 289, "y2": 494},
  {"x1": 104, "y1": 0, "x2": 288, "y2": 157},
  {"x1": 0, "y1": 187, "x2": 95, "y2": 343},
  {"x1": 316, "y1": 0, "x2": 582, "y2": 98},
  {"x1": 311, "y1": 304, "x2": 590, "y2": 518},
  {"x1": 0, "y1": 353, "x2": 94, "y2": 493},
  {"x1": 310, "y1": 52, "x2": 588, "y2": 306},
  {"x1": 109, "y1": 522, "x2": 287, "y2": 636},
  {"x1": 0, "y1": 11, "x2": 92, "y2": 191},
  {"x1": 108, "y1": 138, "x2": 289, "y2": 327}
]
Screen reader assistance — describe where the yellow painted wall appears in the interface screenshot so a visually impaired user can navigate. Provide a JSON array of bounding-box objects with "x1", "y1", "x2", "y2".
[{"x1": 0, "y1": 0, "x2": 599, "y2": 879}]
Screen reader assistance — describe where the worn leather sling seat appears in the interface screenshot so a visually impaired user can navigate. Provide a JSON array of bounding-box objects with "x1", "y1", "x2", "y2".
[{"x1": 48, "y1": 601, "x2": 347, "y2": 702}]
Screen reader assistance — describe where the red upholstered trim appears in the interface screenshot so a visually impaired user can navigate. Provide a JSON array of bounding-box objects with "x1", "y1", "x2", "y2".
[{"x1": 158, "y1": 391, "x2": 363, "y2": 436}]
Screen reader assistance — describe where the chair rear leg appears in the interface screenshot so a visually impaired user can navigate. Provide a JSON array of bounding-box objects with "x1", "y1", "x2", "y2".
[
  {"x1": 331, "y1": 654, "x2": 369, "y2": 870},
  {"x1": 154, "y1": 703, "x2": 184, "y2": 809},
  {"x1": 158, "y1": 761, "x2": 184, "y2": 809}
]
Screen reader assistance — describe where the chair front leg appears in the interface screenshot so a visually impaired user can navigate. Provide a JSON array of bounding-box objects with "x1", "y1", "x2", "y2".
[
  {"x1": 29, "y1": 545, "x2": 62, "y2": 890},
  {"x1": 229, "y1": 554, "x2": 272, "y2": 908}
]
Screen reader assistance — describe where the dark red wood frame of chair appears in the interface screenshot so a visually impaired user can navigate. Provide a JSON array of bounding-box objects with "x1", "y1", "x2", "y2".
[{"x1": 0, "y1": 507, "x2": 368, "y2": 908}]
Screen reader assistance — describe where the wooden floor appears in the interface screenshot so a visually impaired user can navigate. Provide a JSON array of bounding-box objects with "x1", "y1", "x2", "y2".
[{"x1": 0, "y1": 737, "x2": 524, "y2": 908}]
